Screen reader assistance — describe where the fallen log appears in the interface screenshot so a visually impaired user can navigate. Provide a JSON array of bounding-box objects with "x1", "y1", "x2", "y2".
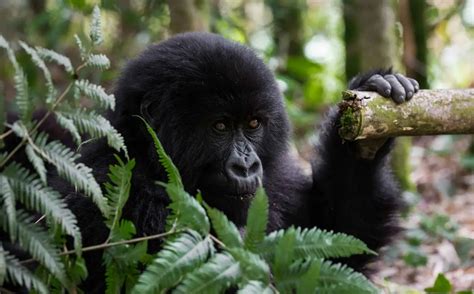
[{"x1": 338, "y1": 89, "x2": 474, "y2": 141}]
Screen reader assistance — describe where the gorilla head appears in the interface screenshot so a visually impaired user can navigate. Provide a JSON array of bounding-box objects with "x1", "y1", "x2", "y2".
[{"x1": 112, "y1": 32, "x2": 291, "y2": 213}]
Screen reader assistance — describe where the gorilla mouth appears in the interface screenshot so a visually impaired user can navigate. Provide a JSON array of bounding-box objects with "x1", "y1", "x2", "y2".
[{"x1": 223, "y1": 192, "x2": 256, "y2": 200}]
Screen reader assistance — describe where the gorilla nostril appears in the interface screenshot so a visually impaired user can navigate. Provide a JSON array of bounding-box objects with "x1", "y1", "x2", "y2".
[
  {"x1": 231, "y1": 164, "x2": 248, "y2": 177},
  {"x1": 249, "y1": 161, "x2": 260, "y2": 174}
]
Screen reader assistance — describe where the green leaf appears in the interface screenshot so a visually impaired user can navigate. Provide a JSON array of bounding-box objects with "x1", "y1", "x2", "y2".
[
  {"x1": 259, "y1": 227, "x2": 376, "y2": 261},
  {"x1": 0, "y1": 209, "x2": 69, "y2": 286},
  {"x1": 228, "y1": 247, "x2": 270, "y2": 284},
  {"x1": 1, "y1": 162, "x2": 81, "y2": 246},
  {"x1": 56, "y1": 109, "x2": 127, "y2": 155},
  {"x1": 273, "y1": 258, "x2": 313, "y2": 292},
  {"x1": 425, "y1": 273, "x2": 452, "y2": 293},
  {"x1": 13, "y1": 62, "x2": 30, "y2": 122},
  {"x1": 32, "y1": 132, "x2": 108, "y2": 215},
  {"x1": 297, "y1": 259, "x2": 378, "y2": 294},
  {"x1": 19, "y1": 41, "x2": 56, "y2": 103},
  {"x1": 174, "y1": 253, "x2": 241, "y2": 294},
  {"x1": 75, "y1": 79, "x2": 115, "y2": 110},
  {"x1": 132, "y1": 230, "x2": 213, "y2": 294},
  {"x1": 105, "y1": 156, "x2": 135, "y2": 235},
  {"x1": 89, "y1": 5, "x2": 103, "y2": 46},
  {"x1": 238, "y1": 281, "x2": 274, "y2": 294},
  {"x1": 35, "y1": 46, "x2": 74, "y2": 75},
  {"x1": 25, "y1": 144, "x2": 47, "y2": 183},
  {"x1": 74, "y1": 34, "x2": 87, "y2": 61},
  {"x1": 2, "y1": 248, "x2": 48, "y2": 294},
  {"x1": 273, "y1": 226, "x2": 297, "y2": 280},
  {"x1": 0, "y1": 176, "x2": 16, "y2": 240},
  {"x1": 86, "y1": 53, "x2": 110, "y2": 70},
  {"x1": 244, "y1": 187, "x2": 268, "y2": 252},
  {"x1": 0, "y1": 244, "x2": 5, "y2": 285},
  {"x1": 54, "y1": 112, "x2": 81, "y2": 145},
  {"x1": 164, "y1": 183, "x2": 210, "y2": 236},
  {"x1": 0, "y1": 35, "x2": 31, "y2": 122},
  {"x1": 205, "y1": 203, "x2": 243, "y2": 248},
  {"x1": 137, "y1": 116, "x2": 183, "y2": 188}
]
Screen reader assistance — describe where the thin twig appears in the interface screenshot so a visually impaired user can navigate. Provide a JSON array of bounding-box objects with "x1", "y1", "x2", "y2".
[
  {"x1": 0, "y1": 129, "x2": 13, "y2": 140},
  {"x1": 0, "y1": 138, "x2": 26, "y2": 168},
  {"x1": 19, "y1": 230, "x2": 179, "y2": 265},
  {"x1": 209, "y1": 234, "x2": 226, "y2": 248},
  {"x1": 0, "y1": 82, "x2": 73, "y2": 168}
]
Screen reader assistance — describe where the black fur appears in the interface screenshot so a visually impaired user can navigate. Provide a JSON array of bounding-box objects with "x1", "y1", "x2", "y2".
[{"x1": 13, "y1": 33, "x2": 414, "y2": 291}]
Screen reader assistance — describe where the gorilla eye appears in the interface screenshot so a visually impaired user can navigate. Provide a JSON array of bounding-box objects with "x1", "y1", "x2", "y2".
[
  {"x1": 248, "y1": 118, "x2": 261, "y2": 129},
  {"x1": 214, "y1": 121, "x2": 227, "y2": 132}
]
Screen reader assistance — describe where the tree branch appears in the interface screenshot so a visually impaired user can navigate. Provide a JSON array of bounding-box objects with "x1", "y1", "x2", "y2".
[{"x1": 338, "y1": 89, "x2": 474, "y2": 141}]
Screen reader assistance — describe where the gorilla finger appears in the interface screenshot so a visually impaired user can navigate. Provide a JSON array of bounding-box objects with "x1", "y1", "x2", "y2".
[
  {"x1": 408, "y1": 78, "x2": 419, "y2": 92},
  {"x1": 395, "y1": 74, "x2": 415, "y2": 100},
  {"x1": 384, "y1": 74, "x2": 406, "y2": 104},
  {"x1": 366, "y1": 74, "x2": 392, "y2": 97}
]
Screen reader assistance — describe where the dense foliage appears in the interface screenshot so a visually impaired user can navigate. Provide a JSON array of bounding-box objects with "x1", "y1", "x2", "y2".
[{"x1": 0, "y1": 7, "x2": 382, "y2": 293}]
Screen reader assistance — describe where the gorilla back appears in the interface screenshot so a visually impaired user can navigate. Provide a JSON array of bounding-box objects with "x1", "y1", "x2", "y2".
[{"x1": 62, "y1": 32, "x2": 409, "y2": 291}]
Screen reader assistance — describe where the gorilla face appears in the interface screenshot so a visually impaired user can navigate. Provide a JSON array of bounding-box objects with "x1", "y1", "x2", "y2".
[{"x1": 115, "y1": 33, "x2": 291, "y2": 203}]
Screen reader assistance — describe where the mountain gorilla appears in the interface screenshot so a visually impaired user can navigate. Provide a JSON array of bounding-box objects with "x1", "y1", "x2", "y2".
[{"x1": 61, "y1": 32, "x2": 419, "y2": 290}]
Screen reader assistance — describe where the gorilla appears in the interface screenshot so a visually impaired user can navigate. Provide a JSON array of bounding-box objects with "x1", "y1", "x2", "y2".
[{"x1": 56, "y1": 32, "x2": 418, "y2": 290}]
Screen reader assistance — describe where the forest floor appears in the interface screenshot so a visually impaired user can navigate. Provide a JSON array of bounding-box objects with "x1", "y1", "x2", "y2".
[
  {"x1": 373, "y1": 135, "x2": 474, "y2": 292},
  {"x1": 299, "y1": 134, "x2": 474, "y2": 292}
]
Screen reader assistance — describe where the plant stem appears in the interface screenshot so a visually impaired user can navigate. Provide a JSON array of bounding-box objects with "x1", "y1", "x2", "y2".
[
  {"x1": 20, "y1": 230, "x2": 180, "y2": 265},
  {"x1": 0, "y1": 83, "x2": 73, "y2": 168}
]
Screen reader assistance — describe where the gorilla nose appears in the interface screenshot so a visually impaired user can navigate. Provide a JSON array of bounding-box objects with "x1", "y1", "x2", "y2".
[{"x1": 225, "y1": 149, "x2": 262, "y2": 185}]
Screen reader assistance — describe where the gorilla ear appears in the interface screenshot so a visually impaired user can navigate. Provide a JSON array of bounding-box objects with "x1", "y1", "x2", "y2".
[{"x1": 139, "y1": 96, "x2": 155, "y2": 125}]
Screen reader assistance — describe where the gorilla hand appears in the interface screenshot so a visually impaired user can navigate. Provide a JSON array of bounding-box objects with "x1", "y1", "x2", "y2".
[{"x1": 349, "y1": 70, "x2": 420, "y2": 103}]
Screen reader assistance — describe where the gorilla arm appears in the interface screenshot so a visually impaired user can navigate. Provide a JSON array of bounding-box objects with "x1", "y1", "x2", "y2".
[{"x1": 307, "y1": 70, "x2": 418, "y2": 271}]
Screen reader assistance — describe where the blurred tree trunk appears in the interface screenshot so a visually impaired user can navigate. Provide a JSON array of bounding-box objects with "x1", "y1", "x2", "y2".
[
  {"x1": 168, "y1": 0, "x2": 210, "y2": 34},
  {"x1": 399, "y1": 0, "x2": 429, "y2": 89},
  {"x1": 343, "y1": 0, "x2": 415, "y2": 191},
  {"x1": 343, "y1": 0, "x2": 397, "y2": 78},
  {"x1": 267, "y1": 0, "x2": 306, "y2": 62}
]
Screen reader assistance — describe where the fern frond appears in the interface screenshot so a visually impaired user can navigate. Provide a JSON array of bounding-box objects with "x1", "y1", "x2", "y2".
[
  {"x1": 86, "y1": 54, "x2": 110, "y2": 70},
  {"x1": 273, "y1": 258, "x2": 313, "y2": 292},
  {"x1": 32, "y1": 132, "x2": 108, "y2": 215},
  {"x1": 238, "y1": 281, "x2": 274, "y2": 294},
  {"x1": 74, "y1": 34, "x2": 87, "y2": 61},
  {"x1": 2, "y1": 248, "x2": 48, "y2": 294},
  {"x1": 298, "y1": 259, "x2": 378, "y2": 294},
  {"x1": 205, "y1": 203, "x2": 242, "y2": 248},
  {"x1": 259, "y1": 227, "x2": 376, "y2": 261},
  {"x1": 13, "y1": 62, "x2": 31, "y2": 122},
  {"x1": 137, "y1": 116, "x2": 183, "y2": 187},
  {"x1": 0, "y1": 36, "x2": 30, "y2": 121},
  {"x1": 132, "y1": 230, "x2": 213, "y2": 294},
  {"x1": 1, "y1": 162, "x2": 80, "y2": 244},
  {"x1": 164, "y1": 183, "x2": 210, "y2": 235},
  {"x1": 74, "y1": 79, "x2": 115, "y2": 110},
  {"x1": 56, "y1": 109, "x2": 127, "y2": 155},
  {"x1": 25, "y1": 144, "x2": 47, "y2": 183},
  {"x1": 19, "y1": 41, "x2": 56, "y2": 103},
  {"x1": 105, "y1": 262, "x2": 123, "y2": 294},
  {"x1": 0, "y1": 176, "x2": 17, "y2": 240},
  {"x1": 105, "y1": 156, "x2": 135, "y2": 234},
  {"x1": 0, "y1": 209, "x2": 68, "y2": 286},
  {"x1": 35, "y1": 46, "x2": 74, "y2": 75},
  {"x1": 90, "y1": 5, "x2": 103, "y2": 46},
  {"x1": 54, "y1": 112, "x2": 81, "y2": 145},
  {"x1": 174, "y1": 253, "x2": 241, "y2": 294},
  {"x1": 244, "y1": 187, "x2": 268, "y2": 252},
  {"x1": 272, "y1": 226, "x2": 297, "y2": 279},
  {"x1": 228, "y1": 247, "x2": 270, "y2": 284},
  {"x1": 0, "y1": 244, "x2": 5, "y2": 285}
]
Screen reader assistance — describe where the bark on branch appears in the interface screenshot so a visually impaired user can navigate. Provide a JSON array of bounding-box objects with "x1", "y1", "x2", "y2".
[{"x1": 338, "y1": 89, "x2": 474, "y2": 141}]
